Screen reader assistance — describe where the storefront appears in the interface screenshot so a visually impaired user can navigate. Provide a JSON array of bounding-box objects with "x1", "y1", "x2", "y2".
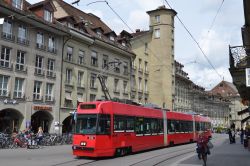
[
  {"x1": 0, "y1": 108, "x2": 23, "y2": 133},
  {"x1": 31, "y1": 105, "x2": 53, "y2": 133}
]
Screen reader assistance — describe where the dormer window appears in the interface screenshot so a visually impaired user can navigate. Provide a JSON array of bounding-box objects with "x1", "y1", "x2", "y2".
[
  {"x1": 68, "y1": 22, "x2": 74, "y2": 28},
  {"x1": 97, "y1": 31, "x2": 102, "y2": 38},
  {"x1": 44, "y1": 10, "x2": 52, "y2": 22},
  {"x1": 12, "y1": 0, "x2": 22, "y2": 10},
  {"x1": 110, "y1": 35, "x2": 115, "y2": 41},
  {"x1": 121, "y1": 41, "x2": 126, "y2": 46}
]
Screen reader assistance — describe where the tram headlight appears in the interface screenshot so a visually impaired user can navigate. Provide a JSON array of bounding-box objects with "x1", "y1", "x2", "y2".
[{"x1": 80, "y1": 141, "x2": 87, "y2": 146}]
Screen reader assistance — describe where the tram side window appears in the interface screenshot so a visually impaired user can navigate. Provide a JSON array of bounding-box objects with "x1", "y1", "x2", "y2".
[
  {"x1": 144, "y1": 118, "x2": 151, "y2": 135},
  {"x1": 175, "y1": 120, "x2": 181, "y2": 133},
  {"x1": 135, "y1": 117, "x2": 144, "y2": 135},
  {"x1": 188, "y1": 121, "x2": 193, "y2": 132},
  {"x1": 126, "y1": 116, "x2": 135, "y2": 132},
  {"x1": 151, "y1": 119, "x2": 158, "y2": 134},
  {"x1": 97, "y1": 114, "x2": 111, "y2": 134},
  {"x1": 196, "y1": 122, "x2": 200, "y2": 131},
  {"x1": 168, "y1": 120, "x2": 175, "y2": 133},
  {"x1": 158, "y1": 119, "x2": 164, "y2": 133},
  {"x1": 114, "y1": 115, "x2": 126, "y2": 132}
]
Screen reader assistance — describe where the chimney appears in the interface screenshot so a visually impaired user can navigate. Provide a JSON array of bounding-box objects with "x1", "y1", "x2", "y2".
[{"x1": 135, "y1": 29, "x2": 140, "y2": 33}]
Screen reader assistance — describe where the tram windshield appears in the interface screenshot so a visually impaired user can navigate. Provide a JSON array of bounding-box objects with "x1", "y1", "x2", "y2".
[{"x1": 75, "y1": 114, "x2": 111, "y2": 135}]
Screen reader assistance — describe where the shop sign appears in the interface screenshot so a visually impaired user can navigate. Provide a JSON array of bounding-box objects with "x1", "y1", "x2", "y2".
[
  {"x1": 3, "y1": 99, "x2": 18, "y2": 105},
  {"x1": 33, "y1": 105, "x2": 52, "y2": 111}
]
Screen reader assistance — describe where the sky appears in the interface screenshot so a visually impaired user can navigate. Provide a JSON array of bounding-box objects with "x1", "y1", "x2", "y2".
[{"x1": 27, "y1": 0, "x2": 244, "y2": 90}]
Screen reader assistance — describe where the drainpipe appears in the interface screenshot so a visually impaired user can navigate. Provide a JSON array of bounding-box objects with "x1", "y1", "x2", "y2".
[{"x1": 59, "y1": 35, "x2": 72, "y2": 135}]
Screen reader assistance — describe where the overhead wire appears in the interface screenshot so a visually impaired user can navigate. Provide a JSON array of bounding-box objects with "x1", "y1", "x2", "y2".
[
  {"x1": 164, "y1": 0, "x2": 224, "y2": 80},
  {"x1": 86, "y1": 0, "x2": 169, "y2": 68}
]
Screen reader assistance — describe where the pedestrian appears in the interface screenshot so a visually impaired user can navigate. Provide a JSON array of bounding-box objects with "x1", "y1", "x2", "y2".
[
  {"x1": 231, "y1": 129, "x2": 236, "y2": 143},
  {"x1": 240, "y1": 128, "x2": 244, "y2": 144},
  {"x1": 228, "y1": 128, "x2": 232, "y2": 144},
  {"x1": 36, "y1": 126, "x2": 43, "y2": 145}
]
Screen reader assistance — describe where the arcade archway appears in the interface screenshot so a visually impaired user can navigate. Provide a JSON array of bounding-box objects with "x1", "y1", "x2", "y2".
[
  {"x1": 31, "y1": 111, "x2": 53, "y2": 133},
  {"x1": 62, "y1": 116, "x2": 74, "y2": 133},
  {"x1": 0, "y1": 109, "x2": 23, "y2": 133}
]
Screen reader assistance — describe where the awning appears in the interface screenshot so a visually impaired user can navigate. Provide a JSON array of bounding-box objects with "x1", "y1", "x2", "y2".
[
  {"x1": 238, "y1": 107, "x2": 250, "y2": 115},
  {"x1": 241, "y1": 116, "x2": 250, "y2": 123},
  {"x1": 65, "y1": 92, "x2": 72, "y2": 101}
]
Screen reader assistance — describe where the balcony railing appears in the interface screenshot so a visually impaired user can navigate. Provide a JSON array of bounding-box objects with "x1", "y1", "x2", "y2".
[
  {"x1": 1, "y1": 32, "x2": 15, "y2": 41},
  {"x1": 46, "y1": 71, "x2": 56, "y2": 79},
  {"x1": 229, "y1": 45, "x2": 249, "y2": 68},
  {"x1": 48, "y1": 47, "x2": 57, "y2": 54},
  {"x1": 34, "y1": 68, "x2": 45, "y2": 76},
  {"x1": 36, "y1": 43, "x2": 46, "y2": 51},
  {"x1": 0, "y1": 62, "x2": 13, "y2": 70},
  {"x1": 15, "y1": 64, "x2": 27, "y2": 73},
  {"x1": 17, "y1": 37, "x2": 29, "y2": 46}
]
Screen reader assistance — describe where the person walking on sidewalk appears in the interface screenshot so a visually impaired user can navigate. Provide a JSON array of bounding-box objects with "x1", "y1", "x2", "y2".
[
  {"x1": 240, "y1": 128, "x2": 244, "y2": 144},
  {"x1": 228, "y1": 128, "x2": 233, "y2": 144}
]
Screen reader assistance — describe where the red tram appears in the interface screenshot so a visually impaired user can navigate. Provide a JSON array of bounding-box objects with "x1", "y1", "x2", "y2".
[{"x1": 72, "y1": 101, "x2": 212, "y2": 157}]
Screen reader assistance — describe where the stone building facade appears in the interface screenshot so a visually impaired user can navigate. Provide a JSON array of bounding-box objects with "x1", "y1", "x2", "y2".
[
  {"x1": 0, "y1": 0, "x2": 135, "y2": 133},
  {"x1": 131, "y1": 6, "x2": 177, "y2": 109}
]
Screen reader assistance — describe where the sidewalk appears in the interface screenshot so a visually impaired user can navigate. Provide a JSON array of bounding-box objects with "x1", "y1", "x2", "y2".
[{"x1": 177, "y1": 135, "x2": 250, "y2": 166}]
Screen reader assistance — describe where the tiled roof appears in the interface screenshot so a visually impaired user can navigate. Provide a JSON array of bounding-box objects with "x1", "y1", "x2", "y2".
[
  {"x1": 54, "y1": 0, "x2": 112, "y2": 34},
  {"x1": 209, "y1": 81, "x2": 239, "y2": 97}
]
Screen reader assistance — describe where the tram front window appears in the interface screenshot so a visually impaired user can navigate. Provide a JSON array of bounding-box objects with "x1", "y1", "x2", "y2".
[
  {"x1": 75, "y1": 114, "x2": 97, "y2": 134},
  {"x1": 75, "y1": 114, "x2": 111, "y2": 135}
]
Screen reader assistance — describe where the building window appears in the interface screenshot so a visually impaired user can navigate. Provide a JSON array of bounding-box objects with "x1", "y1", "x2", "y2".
[
  {"x1": 138, "y1": 58, "x2": 142, "y2": 71},
  {"x1": 91, "y1": 51, "x2": 98, "y2": 66},
  {"x1": 97, "y1": 31, "x2": 102, "y2": 38},
  {"x1": 0, "y1": 75, "x2": 9, "y2": 96},
  {"x1": 36, "y1": 32, "x2": 44, "y2": 49},
  {"x1": 17, "y1": 25, "x2": 28, "y2": 44},
  {"x1": 67, "y1": 46, "x2": 73, "y2": 61},
  {"x1": 102, "y1": 55, "x2": 109, "y2": 69},
  {"x1": 0, "y1": 46, "x2": 11, "y2": 68},
  {"x1": 44, "y1": 10, "x2": 52, "y2": 22},
  {"x1": 110, "y1": 35, "x2": 115, "y2": 41},
  {"x1": 90, "y1": 74, "x2": 96, "y2": 88},
  {"x1": 35, "y1": 55, "x2": 43, "y2": 74},
  {"x1": 123, "y1": 81, "x2": 127, "y2": 93},
  {"x1": 48, "y1": 36, "x2": 56, "y2": 53},
  {"x1": 154, "y1": 29, "x2": 160, "y2": 38},
  {"x1": 114, "y1": 79, "x2": 119, "y2": 92},
  {"x1": 144, "y1": 61, "x2": 148, "y2": 72},
  {"x1": 47, "y1": 59, "x2": 55, "y2": 77},
  {"x1": 123, "y1": 62, "x2": 128, "y2": 75},
  {"x1": 16, "y1": 50, "x2": 25, "y2": 71},
  {"x1": 121, "y1": 41, "x2": 126, "y2": 46},
  {"x1": 138, "y1": 78, "x2": 142, "y2": 91},
  {"x1": 46, "y1": 83, "x2": 53, "y2": 101},
  {"x1": 66, "y1": 69, "x2": 72, "y2": 84},
  {"x1": 155, "y1": 15, "x2": 160, "y2": 23},
  {"x1": 90, "y1": 94, "x2": 96, "y2": 101},
  {"x1": 12, "y1": 0, "x2": 22, "y2": 9},
  {"x1": 78, "y1": 50, "x2": 85, "y2": 65},
  {"x1": 145, "y1": 43, "x2": 148, "y2": 53},
  {"x1": 14, "y1": 78, "x2": 24, "y2": 98},
  {"x1": 144, "y1": 79, "x2": 148, "y2": 92},
  {"x1": 33, "y1": 81, "x2": 42, "y2": 100},
  {"x1": 2, "y1": 20, "x2": 12, "y2": 39},
  {"x1": 114, "y1": 58, "x2": 120, "y2": 73},
  {"x1": 78, "y1": 71, "x2": 84, "y2": 87}
]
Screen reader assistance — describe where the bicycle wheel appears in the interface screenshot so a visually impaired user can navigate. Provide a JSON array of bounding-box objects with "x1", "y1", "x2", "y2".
[{"x1": 202, "y1": 153, "x2": 207, "y2": 166}]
